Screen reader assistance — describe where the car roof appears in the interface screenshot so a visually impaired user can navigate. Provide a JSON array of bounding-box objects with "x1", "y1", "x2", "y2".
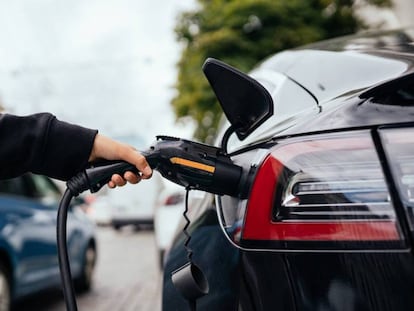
[{"x1": 256, "y1": 28, "x2": 414, "y2": 105}]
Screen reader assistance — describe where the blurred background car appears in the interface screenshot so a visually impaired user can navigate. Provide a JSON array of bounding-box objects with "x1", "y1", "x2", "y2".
[
  {"x1": 106, "y1": 135, "x2": 163, "y2": 231},
  {"x1": 83, "y1": 193, "x2": 113, "y2": 226},
  {"x1": 154, "y1": 181, "x2": 184, "y2": 268},
  {"x1": 162, "y1": 28, "x2": 414, "y2": 311},
  {"x1": 0, "y1": 173, "x2": 97, "y2": 310},
  {"x1": 110, "y1": 172, "x2": 164, "y2": 231},
  {"x1": 153, "y1": 181, "x2": 205, "y2": 269}
]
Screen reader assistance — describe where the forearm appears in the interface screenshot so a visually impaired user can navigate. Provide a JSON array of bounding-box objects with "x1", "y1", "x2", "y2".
[{"x1": 0, "y1": 113, "x2": 97, "y2": 180}]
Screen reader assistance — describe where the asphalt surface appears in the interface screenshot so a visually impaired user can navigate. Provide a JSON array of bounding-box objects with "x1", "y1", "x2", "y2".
[{"x1": 13, "y1": 227, "x2": 162, "y2": 311}]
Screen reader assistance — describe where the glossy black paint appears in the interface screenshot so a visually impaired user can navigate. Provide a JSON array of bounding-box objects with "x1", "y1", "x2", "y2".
[
  {"x1": 284, "y1": 252, "x2": 414, "y2": 311},
  {"x1": 162, "y1": 28, "x2": 414, "y2": 311},
  {"x1": 282, "y1": 73, "x2": 414, "y2": 137},
  {"x1": 162, "y1": 203, "x2": 241, "y2": 310}
]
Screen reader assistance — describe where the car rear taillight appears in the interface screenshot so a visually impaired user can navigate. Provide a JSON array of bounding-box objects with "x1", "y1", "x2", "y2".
[
  {"x1": 164, "y1": 193, "x2": 184, "y2": 206},
  {"x1": 380, "y1": 127, "x2": 414, "y2": 237},
  {"x1": 241, "y1": 130, "x2": 405, "y2": 250}
]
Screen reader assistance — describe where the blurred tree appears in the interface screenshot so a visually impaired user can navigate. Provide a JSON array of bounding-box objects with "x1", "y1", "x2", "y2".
[
  {"x1": 172, "y1": 0, "x2": 391, "y2": 142},
  {"x1": 0, "y1": 97, "x2": 4, "y2": 112}
]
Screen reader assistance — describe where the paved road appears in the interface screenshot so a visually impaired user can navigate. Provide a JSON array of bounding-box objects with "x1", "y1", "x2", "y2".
[{"x1": 13, "y1": 227, "x2": 163, "y2": 311}]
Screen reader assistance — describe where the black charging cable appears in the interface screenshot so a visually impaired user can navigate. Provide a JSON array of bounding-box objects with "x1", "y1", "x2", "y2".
[
  {"x1": 170, "y1": 187, "x2": 210, "y2": 311},
  {"x1": 57, "y1": 161, "x2": 140, "y2": 311},
  {"x1": 183, "y1": 188, "x2": 193, "y2": 263},
  {"x1": 183, "y1": 188, "x2": 196, "y2": 311},
  {"x1": 57, "y1": 188, "x2": 78, "y2": 311}
]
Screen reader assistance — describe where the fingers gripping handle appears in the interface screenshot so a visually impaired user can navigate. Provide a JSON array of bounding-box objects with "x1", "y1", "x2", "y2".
[
  {"x1": 67, "y1": 136, "x2": 243, "y2": 197},
  {"x1": 67, "y1": 161, "x2": 138, "y2": 195},
  {"x1": 86, "y1": 161, "x2": 139, "y2": 192}
]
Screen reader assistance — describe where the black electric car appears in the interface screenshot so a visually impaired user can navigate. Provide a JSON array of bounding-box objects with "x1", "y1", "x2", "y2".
[{"x1": 162, "y1": 28, "x2": 414, "y2": 311}]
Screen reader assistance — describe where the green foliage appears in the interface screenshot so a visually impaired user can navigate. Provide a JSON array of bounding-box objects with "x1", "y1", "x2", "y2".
[{"x1": 172, "y1": 0, "x2": 390, "y2": 142}]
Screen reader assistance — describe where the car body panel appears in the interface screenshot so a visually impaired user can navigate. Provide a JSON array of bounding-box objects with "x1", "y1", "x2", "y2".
[
  {"x1": 262, "y1": 49, "x2": 411, "y2": 104},
  {"x1": 0, "y1": 174, "x2": 96, "y2": 301},
  {"x1": 163, "y1": 28, "x2": 414, "y2": 311},
  {"x1": 163, "y1": 206, "x2": 241, "y2": 310},
  {"x1": 154, "y1": 182, "x2": 186, "y2": 252}
]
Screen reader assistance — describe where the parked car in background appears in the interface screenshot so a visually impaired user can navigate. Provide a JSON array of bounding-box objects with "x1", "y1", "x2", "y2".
[
  {"x1": 162, "y1": 28, "x2": 414, "y2": 311},
  {"x1": 154, "y1": 182, "x2": 184, "y2": 268},
  {"x1": 110, "y1": 172, "x2": 163, "y2": 231},
  {"x1": 107, "y1": 135, "x2": 164, "y2": 231},
  {"x1": 154, "y1": 181, "x2": 204, "y2": 269},
  {"x1": 0, "y1": 173, "x2": 97, "y2": 310},
  {"x1": 84, "y1": 192, "x2": 113, "y2": 226}
]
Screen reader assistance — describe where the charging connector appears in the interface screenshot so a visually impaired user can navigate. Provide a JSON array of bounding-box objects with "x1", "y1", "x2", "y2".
[{"x1": 57, "y1": 136, "x2": 243, "y2": 311}]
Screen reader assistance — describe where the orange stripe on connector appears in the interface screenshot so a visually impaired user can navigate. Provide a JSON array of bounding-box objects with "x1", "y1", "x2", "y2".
[{"x1": 170, "y1": 157, "x2": 215, "y2": 173}]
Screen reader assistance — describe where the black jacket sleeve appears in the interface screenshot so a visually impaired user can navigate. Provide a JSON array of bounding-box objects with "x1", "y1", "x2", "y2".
[{"x1": 0, "y1": 113, "x2": 98, "y2": 180}]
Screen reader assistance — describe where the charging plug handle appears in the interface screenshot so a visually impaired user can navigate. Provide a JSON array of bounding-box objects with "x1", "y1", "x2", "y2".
[
  {"x1": 68, "y1": 136, "x2": 243, "y2": 197},
  {"x1": 85, "y1": 161, "x2": 138, "y2": 192},
  {"x1": 66, "y1": 161, "x2": 138, "y2": 195},
  {"x1": 144, "y1": 136, "x2": 243, "y2": 197}
]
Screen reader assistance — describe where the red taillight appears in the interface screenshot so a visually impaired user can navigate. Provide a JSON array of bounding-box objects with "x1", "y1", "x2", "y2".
[
  {"x1": 241, "y1": 131, "x2": 404, "y2": 250},
  {"x1": 164, "y1": 193, "x2": 184, "y2": 206}
]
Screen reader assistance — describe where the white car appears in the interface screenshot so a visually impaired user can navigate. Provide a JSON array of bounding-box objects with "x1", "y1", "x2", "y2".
[
  {"x1": 154, "y1": 181, "x2": 204, "y2": 268},
  {"x1": 84, "y1": 193, "x2": 113, "y2": 226},
  {"x1": 110, "y1": 172, "x2": 164, "y2": 230}
]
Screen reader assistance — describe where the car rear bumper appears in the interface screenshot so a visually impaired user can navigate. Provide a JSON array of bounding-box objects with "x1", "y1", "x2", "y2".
[{"x1": 111, "y1": 218, "x2": 154, "y2": 227}]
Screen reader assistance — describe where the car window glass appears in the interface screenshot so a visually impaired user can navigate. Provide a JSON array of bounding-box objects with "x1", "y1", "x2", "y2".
[
  {"x1": 0, "y1": 177, "x2": 28, "y2": 197},
  {"x1": 30, "y1": 174, "x2": 61, "y2": 202}
]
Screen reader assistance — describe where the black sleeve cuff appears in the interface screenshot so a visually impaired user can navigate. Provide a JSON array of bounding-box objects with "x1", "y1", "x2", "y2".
[{"x1": 36, "y1": 115, "x2": 98, "y2": 180}]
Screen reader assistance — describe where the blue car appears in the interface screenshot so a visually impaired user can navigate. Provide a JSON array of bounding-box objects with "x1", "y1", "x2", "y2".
[{"x1": 0, "y1": 173, "x2": 97, "y2": 310}]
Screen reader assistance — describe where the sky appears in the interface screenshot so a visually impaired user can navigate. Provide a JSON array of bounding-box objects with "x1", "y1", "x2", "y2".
[{"x1": 0, "y1": 0, "x2": 196, "y2": 147}]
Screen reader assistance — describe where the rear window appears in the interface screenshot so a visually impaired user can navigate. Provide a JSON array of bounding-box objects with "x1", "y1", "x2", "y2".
[
  {"x1": 0, "y1": 177, "x2": 28, "y2": 197},
  {"x1": 365, "y1": 74, "x2": 414, "y2": 107}
]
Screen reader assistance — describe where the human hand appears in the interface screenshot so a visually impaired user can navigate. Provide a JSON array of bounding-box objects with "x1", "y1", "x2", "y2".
[{"x1": 88, "y1": 134, "x2": 152, "y2": 188}]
